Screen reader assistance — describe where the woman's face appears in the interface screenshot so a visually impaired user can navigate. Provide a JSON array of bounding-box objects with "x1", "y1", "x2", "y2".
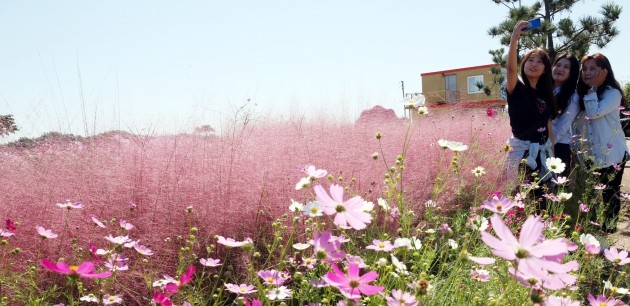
[
  {"x1": 581, "y1": 59, "x2": 603, "y2": 85},
  {"x1": 523, "y1": 53, "x2": 545, "y2": 79},
  {"x1": 552, "y1": 58, "x2": 571, "y2": 85}
]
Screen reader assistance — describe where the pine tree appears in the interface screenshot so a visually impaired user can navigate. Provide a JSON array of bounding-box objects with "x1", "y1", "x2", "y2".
[{"x1": 0, "y1": 114, "x2": 18, "y2": 137}]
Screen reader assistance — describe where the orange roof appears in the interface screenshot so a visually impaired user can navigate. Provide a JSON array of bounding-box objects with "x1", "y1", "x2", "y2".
[{"x1": 421, "y1": 64, "x2": 500, "y2": 77}]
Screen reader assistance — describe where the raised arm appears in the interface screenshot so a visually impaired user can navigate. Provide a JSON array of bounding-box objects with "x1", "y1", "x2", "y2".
[{"x1": 506, "y1": 21, "x2": 529, "y2": 94}]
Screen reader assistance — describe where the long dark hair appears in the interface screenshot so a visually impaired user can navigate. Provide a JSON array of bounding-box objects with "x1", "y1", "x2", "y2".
[
  {"x1": 553, "y1": 52, "x2": 579, "y2": 114},
  {"x1": 521, "y1": 48, "x2": 557, "y2": 118},
  {"x1": 578, "y1": 53, "x2": 625, "y2": 110}
]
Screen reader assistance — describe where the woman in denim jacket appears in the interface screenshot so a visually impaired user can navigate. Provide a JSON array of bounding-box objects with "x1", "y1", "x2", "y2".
[{"x1": 573, "y1": 53, "x2": 629, "y2": 233}]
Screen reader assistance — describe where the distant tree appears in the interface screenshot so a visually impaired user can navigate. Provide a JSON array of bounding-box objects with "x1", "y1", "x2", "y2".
[
  {"x1": 0, "y1": 114, "x2": 18, "y2": 137},
  {"x1": 623, "y1": 82, "x2": 630, "y2": 109},
  {"x1": 488, "y1": 0, "x2": 622, "y2": 61}
]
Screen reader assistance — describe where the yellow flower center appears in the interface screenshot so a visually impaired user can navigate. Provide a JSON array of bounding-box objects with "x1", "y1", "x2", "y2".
[
  {"x1": 496, "y1": 204, "x2": 503, "y2": 211},
  {"x1": 267, "y1": 277, "x2": 274, "y2": 283},
  {"x1": 311, "y1": 207, "x2": 318, "y2": 213},
  {"x1": 69, "y1": 266, "x2": 79, "y2": 272},
  {"x1": 379, "y1": 243, "x2": 385, "y2": 248}
]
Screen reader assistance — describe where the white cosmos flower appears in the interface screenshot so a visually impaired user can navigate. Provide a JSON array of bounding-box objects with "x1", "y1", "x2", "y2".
[
  {"x1": 377, "y1": 198, "x2": 389, "y2": 211},
  {"x1": 437, "y1": 139, "x2": 468, "y2": 152},
  {"x1": 302, "y1": 201, "x2": 323, "y2": 217},
  {"x1": 295, "y1": 177, "x2": 310, "y2": 190},
  {"x1": 448, "y1": 239, "x2": 458, "y2": 250},
  {"x1": 288, "y1": 199, "x2": 304, "y2": 212},
  {"x1": 545, "y1": 157, "x2": 566, "y2": 174},
  {"x1": 292, "y1": 243, "x2": 311, "y2": 250},
  {"x1": 361, "y1": 201, "x2": 374, "y2": 212},
  {"x1": 471, "y1": 166, "x2": 486, "y2": 177},
  {"x1": 390, "y1": 254, "x2": 409, "y2": 275},
  {"x1": 558, "y1": 192, "x2": 572, "y2": 201},
  {"x1": 604, "y1": 280, "x2": 629, "y2": 295},
  {"x1": 417, "y1": 106, "x2": 429, "y2": 115}
]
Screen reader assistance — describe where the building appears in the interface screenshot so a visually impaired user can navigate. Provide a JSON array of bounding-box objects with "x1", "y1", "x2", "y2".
[{"x1": 420, "y1": 64, "x2": 506, "y2": 108}]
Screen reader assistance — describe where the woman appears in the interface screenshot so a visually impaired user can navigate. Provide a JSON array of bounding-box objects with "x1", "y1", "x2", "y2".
[
  {"x1": 574, "y1": 53, "x2": 628, "y2": 233},
  {"x1": 505, "y1": 20, "x2": 556, "y2": 189},
  {"x1": 551, "y1": 53, "x2": 580, "y2": 177}
]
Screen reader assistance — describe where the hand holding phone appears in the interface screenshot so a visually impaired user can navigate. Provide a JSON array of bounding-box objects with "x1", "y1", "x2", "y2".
[{"x1": 524, "y1": 18, "x2": 542, "y2": 31}]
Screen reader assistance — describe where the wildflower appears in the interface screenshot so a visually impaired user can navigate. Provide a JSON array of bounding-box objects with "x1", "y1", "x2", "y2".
[
  {"x1": 440, "y1": 223, "x2": 452, "y2": 236},
  {"x1": 266, "y1": 286, "x2": 292, "y2": 300},
  {"x1": 303, "y1": 201, "x2": 324, "y2": 217},
  {"x1": 471, "y1": 166, "x2": 486, "y2": 177},
  {"x1": 311, "y1": 231, "x2": 345, "y2": 263},
  {"x1": 79, "y1": 294, "x2": 99, "y2": 303},
  {"x1": 257, "y1": 269, "x2": 290, "y2": 285},
  {"x1": 424, "y1": 200, "x2": 437, "y2": 208},
  {"x1": 40, "y1": 259, "x2": 112, "y2": 278},
  {"x1": 377, "y1": 198, "x2": 389, "y2": 211},
  {"x1": 542, "y1": 295, "x2": 579, "y2": 306},
  {"x1": 165, "y1": 266, "x2": 195, "y2": 293},
  {"x1": 323, "y1": 263, "x2": 384, "y2": 299},
  {"x1": 345, "y1": 254, "x2": 368, "y2": 268},
  {"x1": 619, "y1": 193, "x2": 630, "y2": 201},
  {"x1": 386, "y1": 289, "x2": 418, "y2": 306},
  {"x1": 105, "y1": 260, "x2": 128, "y2": 272},
  {"x1": 314, "y1": 184, "x2": 372, "y2": 230},
  {"x1": 91, "y1": 215, "x2": 106, "y2": 228},
  {"x1": 468, "y1": 214, "x2": 489, "y2": 232},
  {"x1": 56, "y1": 200, "x2": 84, "y2": 209},
  {"x1": 604, "y1": 247, "x2": 630, "y2": 266},
  {"x1": 289, "y1": 199, "x2": 304, "y2": 212},
  {"x1": 480, "y1": 196, "x2": 518, "y2": 214},
  {"x1": 133, "y1": 243, "x2": 154, "y2": 256},
  {"x1": 105, "y1": 235, "x2": 132, "y2": 245},
  {"x1": 300, "y1": 257, "x2": 317, "y2": 269},
  {"x1": 302, "y1": 164, "x2": 327, "y2": 179},
  {"x1": 603, "y1": 280, "x2": 630, "y2": 295},
  {"x1": 102, "y1": 294, "x2": 123, "y2": 305},
  {"x1": 292, "y1": 242, "x2": 311, "y2": 250},
  {"x1": 152, "y1": 292, "x2": 172, "y2": 306},
  {"x1": 437, "y1": 139, "x2": 468, "y2": 152},
  {"x1": 587, "y1": 294, "x2": 624, "y2": 306},
  {"x1": 579, "y1": 203, "x2": 590, "y2": 212},
  {"x1": 390, "y1": 254, "x2": 409, "y2": 275},
  {"x1": 361, "y1": 200, "x2": 374, "y2": 212},
  {"x1": 365, "y1": 239, "x2": 395, "y2": 252},
  {"x1": 200, "y1": 258, "x2": 221, "y2": 267},
  {"x1": 377, "y1": 257, "x2": 388, "y2": 267},
  {"x1": 119, "y1": 220, "x2": 134, "y2": 231},
  {"x1": 447, "y1": 239, "x2": 458, "y2": 250},
  {"x1": 481, "y1": 214, "x2": 569, "y2": 262},
  {"x1": 545, "y1": 157, "x2": 566, "y2": 174},
  {"x1": 594, "y1": 183, "x2": 606, "y2": 190},
  {"x1": 557, "y1": 192, "x2": 572, "y2": 201},
  {"x1": 486, "y1": 107, "x2": 496, "y2": 118},
  {"x1": 244, "y1": 299, "x2": 262, "y2": 306},
  {"x1": 216, "y1": 236, "x2": 253, "y2": 248},
  {"x1": 579, "y1": 233, "x2": 601, "y2": 254},
  {"x1": 417, "y1": 106, "x2": 428, "y2": 115},
  {"x1": 6, "y1": 219, "x2": 16, "y2": 231},
  {"x1": 152, "y1": 275, "x2": 177, "y2": 288},
  {"x1": 0, "y1": 228, "x2": 14, "y2": 237},
  {"x1": 224, "y1": 283, "x2": 257, "y2": 295},
  {"x1": 470, "y1": 269, "x2": 490, "y2": 282},
  {"x1": 35, "y1": 226, "x2": 58, "y2": 239},
  {"x1": 551, "y1": 176, "x2": 569, "y2": 185}
]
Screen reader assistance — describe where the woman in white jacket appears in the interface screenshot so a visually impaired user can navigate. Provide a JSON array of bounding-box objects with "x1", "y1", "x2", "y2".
[
  {"x1": 573, "y1": 53, "x2": 629, "y2": 233},
  {"x1": 551, "y1": 53, "x2": 580, "y2": 178}
]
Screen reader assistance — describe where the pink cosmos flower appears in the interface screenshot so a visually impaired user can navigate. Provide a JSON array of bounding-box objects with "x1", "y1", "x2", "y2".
[
  {"x1": 512, "y1": 259, "x2": 578, "y2": 290},
  {"x1": 604, "y1": 247, "x2": 630, "y2": 266},
  {"x1": 470, "y1": 269, "x2": 491, "y2": 282},
  {"x1": 480, "y1": 196, "x2": 519, "y2": 214},
  {"x1": 216, "y1": 235, "x2": 253, "y2": 247},
  {"x1": 199, "y1": 258, "x2": 221, "y2": 267},
  {"x1": 311, "y1": 231, "x2": 345, "y2": 263},
  {"x1": 365, "y1": 239, "x2": 394, "y2": 252},
  {"x1": 6, "y1": 219, "x2": 16, "y2": 231},
  {"x1": 314, "y1": 184, "x2": 372, "y2": 230},
  {"x1": 551, "y1": 176, "x2": 569, "y2": 185},
  {"x1": 152, "y1": 292, "x2": 172, "y2": 306},
  {"x1": 56, "y1": 200, "x2": 84, "y2": 209},
  {"x1": 300, "y1": 257, "x2": 317, "y2": 269},
  {"x1": 481, "y1": 214, "x2": 568, "y2": 262},
  {"x1": 224, "y1": 283, "x2": 257, "y2": 295},
  {"x1": 467, "y1": 256, "x2": 496, "y2": 266},
  {"x1": 40, "y1": 259, "x2": 112, "y2": 278},
  {"x1": 91, "y1": 215, "x2": 106, "y2": 228},
  {"x1": 486, "y1": 107, "x2": 496, "y2": 118},
  {"x1": 580, "y1": 233, "x2": 601, "y2": 255},
  {"x1": 594, "y1": 183, "x2": 606, "y2": 190},
  {"x1": 165, "y1": 266, "x2": 195, "y2": 293},
  {"x1": 257, "y1": 269, "x2": 290, "y2": 285},
  {"x1": 102, "y1": 294, "x2": 123, "y2": 305},
  {"x1": 133, "y1": 243, "x2": 154, "y2": 256},
  {"x1": 542, "y1": 295, "x2": 579, "y2": 306},
  {"x1": 244, "y1": 298, "x2": 262, "y2": 306},
  {"x1": 119, "y1": 220, "x2": 134, "y2": 231},
  {"x1": 386, "y1": 289, "x2": 418, "y2": 306},
  {"x1": 344, "y1": 254, "x2": 369, "y2": 268},
  {"x1": 36, "y1": 226, "x2": 58, "y2": 239},
  {"x1": 302, "y1": 165, "x2": 327, "y2": 179},
  {"x1": 0, "y1": 229, "x2": 14, "y2": 237},
  {"x1": 322, "y1": 263, "x2": 384, "y2": 299},
  {"x1": 587, "y1": 294, "x2": 624, "y2": 306},
  {"x1": 579, "y1": 203, "x2": 590, "y2": 212}
]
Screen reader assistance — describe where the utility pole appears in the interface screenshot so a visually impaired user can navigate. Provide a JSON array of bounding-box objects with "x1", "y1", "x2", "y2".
[{"x1": 401, "y1": 81, "x2": 405, "y2": 98}]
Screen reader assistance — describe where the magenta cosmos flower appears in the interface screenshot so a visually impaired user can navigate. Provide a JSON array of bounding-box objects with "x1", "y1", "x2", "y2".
[
  {"x1": 604, "y1": 247, "x2": 630, "y2": 266},
  {"x1": 312, "y1": 231, "x2": 345, "y2": 263},
  {"x1": 40, "y1": 259, "x2": 112, "y2": 278},
  {"x1": 323, "y1": 263, "x2": 383, "y2": 299},
  {"x1": 314, "y1": 184, "x2": 372, "y2": 230},
  {"x1": 587, "y1": 294, "x2": 624, "y2": 306},
  {"x1": 481, "y1": 214, "x2": 568, "y2": 262},
  {"x1": 165, "y1": 266, "x2": 195, "y2": 293}
]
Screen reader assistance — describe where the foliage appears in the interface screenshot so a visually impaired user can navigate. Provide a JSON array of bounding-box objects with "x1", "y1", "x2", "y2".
[
  {"x1": 0, "y1": 115, "x2": 18, "y2": 137},
  {"x1": 488, "y1": 0, "x2": 623, "y2": 61}
]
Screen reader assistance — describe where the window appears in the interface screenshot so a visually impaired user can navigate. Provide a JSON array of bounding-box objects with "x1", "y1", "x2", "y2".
[{"x1": 467, "y1": 75, "x2": 484, "y2": 94}]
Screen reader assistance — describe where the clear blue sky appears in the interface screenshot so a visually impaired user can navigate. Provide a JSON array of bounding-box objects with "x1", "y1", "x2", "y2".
[{"x1": 1, "y1": 0, "x2": 628, "y2": 140}]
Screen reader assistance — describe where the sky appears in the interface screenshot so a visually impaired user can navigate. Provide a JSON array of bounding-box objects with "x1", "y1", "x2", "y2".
[{"x1": 1, "y1": 0, "x2": 629, "y2": 141}]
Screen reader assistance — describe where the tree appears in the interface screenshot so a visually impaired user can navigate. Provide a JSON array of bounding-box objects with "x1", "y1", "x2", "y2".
[
  {"x1": 0, "y1": 114, "x2": 18, "y2": 137},
  {"x1": 488, "y1": 0, "x2": 622, "y2": 62},
  {"x1": 623, "y1": 82, "x2": 630, "y2": 109}
]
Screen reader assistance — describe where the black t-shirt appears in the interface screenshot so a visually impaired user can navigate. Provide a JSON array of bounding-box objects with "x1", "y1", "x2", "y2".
[{"x1": 507, "y1": 81, "x2": 552, "y2": 143}]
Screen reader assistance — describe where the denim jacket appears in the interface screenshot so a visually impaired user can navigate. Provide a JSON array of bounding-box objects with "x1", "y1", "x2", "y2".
[{"x1": 573, "y1": 86, "x2": 629, "y2": 168}]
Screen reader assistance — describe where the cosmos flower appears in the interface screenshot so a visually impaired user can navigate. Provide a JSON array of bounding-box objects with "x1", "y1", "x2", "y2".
[
  {"x1": 40, "y1": 259, "x2": 112, "y2": 279},
  {"x1": 366, "y1": 239, "x2": 394, "y2": 252},
  {"x1": 314, "y1": 184, "x2": 371, "y2": 230},
  {"x1": 604, "y1": 247, "x2": 630, "y2": 266},
  {"x1": 36, "y1": 226, "x2": 58, "y2": 239},
  {"x1": 199, "y1": 258, "x2": 221, "y2": 267},
  {"x1": 323, "y1": 263, "x2": 383, "y2": 299},
  {"x1": 386, "y1": 289, "x2": 418, "y2": 306},
  {"x1": 266, "y1": 286, "x2": 292, "y2": 300},
  {"x1": 224, "y1": 283, "x2": 257, "y2": 295},
  {"x1": 545, "y1": 157, "x2": 566, "y2": 174},
  {"x1": 56, "y1": 200, "x2": 84, "y2": 210}
]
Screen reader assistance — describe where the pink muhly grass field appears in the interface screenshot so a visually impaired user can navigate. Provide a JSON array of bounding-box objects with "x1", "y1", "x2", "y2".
[{"x1": 0, "y1": 107, "x2": 511, "y2": 274}]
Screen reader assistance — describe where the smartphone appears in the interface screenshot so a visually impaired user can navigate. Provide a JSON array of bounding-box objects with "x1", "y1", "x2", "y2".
[{"x1": 524, "y1": 18, "x2": 542, "y2": 31}]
